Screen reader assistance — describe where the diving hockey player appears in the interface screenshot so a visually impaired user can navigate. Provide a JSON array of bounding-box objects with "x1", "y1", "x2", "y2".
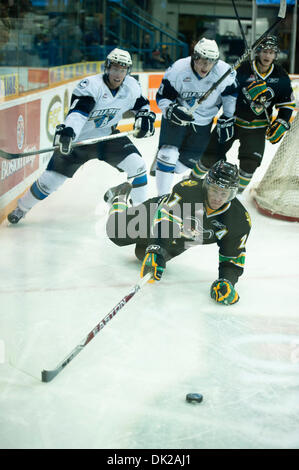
[
  {"x1": 193, "y1": 36, "x2": 296, "y2": 192},
  {"x1": 151, "y1": 37, "x2": 237, "y2": 196},
  {"x1": 105, "y1": 160, "x2": 251, "y2": 305},
  {"x1": 8, "y1": 48, "x2": 156, "y2": 224}
]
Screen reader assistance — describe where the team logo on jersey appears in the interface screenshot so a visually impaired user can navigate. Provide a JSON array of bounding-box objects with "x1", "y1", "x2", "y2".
[
  {"x1": 78, "y1": 79, "x2": 89, "y2": 89},
  {"x1": 250, "y1": 87, "x2": 274, "y2": 116},
  {"x1": 89, "y1": 108, "x2": 119, "y2": 128},
  {"x1": 181, "y1": 91, "x2": 205, "y2": 107},
  {"x1": 182, "y1": 92, "x2": 202, "y2": 99}
]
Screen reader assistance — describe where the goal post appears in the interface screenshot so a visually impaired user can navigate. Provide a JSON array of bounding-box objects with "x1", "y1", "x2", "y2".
[{"x1": 251, "y1": 112, "x2": 299, "y2": 222}]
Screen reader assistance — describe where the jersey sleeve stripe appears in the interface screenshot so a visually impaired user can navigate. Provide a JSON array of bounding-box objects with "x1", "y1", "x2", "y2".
[{"x1": 219, "y1": 252, "x2": 246, "y2": 267}]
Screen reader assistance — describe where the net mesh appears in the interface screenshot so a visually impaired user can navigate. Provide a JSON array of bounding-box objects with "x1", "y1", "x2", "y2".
[{"x1": 252, "y1": 112, "x2": 299, "y2": 221}]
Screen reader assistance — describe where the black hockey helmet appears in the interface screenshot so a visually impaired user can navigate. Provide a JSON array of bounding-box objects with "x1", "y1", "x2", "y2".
[
  {"x1": 203, "y1": 160, "x2": 239, "y2": 202},
  {"x1": 256, "y1": 36, "x2": 279, "y2": 55}
]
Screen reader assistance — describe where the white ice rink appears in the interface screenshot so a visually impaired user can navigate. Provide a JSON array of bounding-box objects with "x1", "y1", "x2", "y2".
[{"x1": 0, "y1": 130, "x2": 299, "y2": 449}]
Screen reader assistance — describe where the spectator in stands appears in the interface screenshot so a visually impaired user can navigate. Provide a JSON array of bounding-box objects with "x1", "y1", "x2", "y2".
[
  {"x1": 0, "y1": 18, "x2": 10, "y2": 50},
  {"x1": 0, "y1": 3, "x2": 11, "y2": 50},
  {"x1": 33, "y1": 30, "x2": 60, "y2": 67},
  {"x1": 160, "y1": 45, "x2": 172, "y2": 68},
  {"x1": 142, "y1": 33, "x2": 154, "y2": 69},
  {"x1": 83, "y1": 15, "x2": 103, "y2": 61}
]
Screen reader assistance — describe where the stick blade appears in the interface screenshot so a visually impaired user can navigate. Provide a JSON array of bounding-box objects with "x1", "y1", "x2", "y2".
[
  {"x1": 41, "y1": 368, "x2": 61, "y2": 383},
  {"x1": 0, "y1": 150, "x2": 16, "y2": 160}
]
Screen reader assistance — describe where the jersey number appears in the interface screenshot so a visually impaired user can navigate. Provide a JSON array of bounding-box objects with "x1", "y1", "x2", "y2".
[
  {"x1": 238, "y1": 234, "x2": 248, "y2": 249},
  {"x1": 167, "y1": 193, "x2": 182, "y2": 208}
]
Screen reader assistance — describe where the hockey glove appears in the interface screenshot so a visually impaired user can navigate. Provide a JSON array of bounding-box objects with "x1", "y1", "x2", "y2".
[
  {"x1": 210, "y1": 278, "x2": 239, "y2": 305},
  {"x1": 265, "y1": 118, "x2": 290, "y2": 144},
  {"x1": 133, "y1": 110, "x2": 156, "y2": 138},
  {"x1": 216, "y1": 115, "x2": 235, "y2": 144},
  {"x1": 165, "y1": 102, "x2": 194, "y2": 126},
  {"x1": 244, "y1": 80, "x2": 268, "y2": 103},
  {"x1": 140, "y1": 244, "x2": 166, "y2": 283},
  {"x1": 54, "y1": 124, "x2": 76, "y2": 155}
]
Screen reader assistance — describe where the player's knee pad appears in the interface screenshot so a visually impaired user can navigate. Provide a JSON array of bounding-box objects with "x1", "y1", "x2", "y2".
[
  {"x1": 117, "y1": 153, "x2": 147, "y2": 187},
  {"x1": 157, "y1": 145, "x2": 179, "y2": 173},
  {"x1": 30, "y1": 170, "x2": 68, "y2": 200}
]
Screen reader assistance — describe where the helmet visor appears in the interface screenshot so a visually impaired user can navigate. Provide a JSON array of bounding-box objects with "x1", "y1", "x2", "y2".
[
  {"x1": 192, "y1": 52, "x2": 218, "y2": 64},
  {"x1": 204, "y1": 178, "x2": 238, "y2": 206}
]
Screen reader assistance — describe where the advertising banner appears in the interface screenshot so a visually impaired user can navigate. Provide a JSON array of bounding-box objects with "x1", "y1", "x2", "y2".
[
  {"x1": 0, "y1": 100, "x2": 40, "y2": 197},
  {"x1": 148, "y1": 74, "x2": 163, "y2": 114}
]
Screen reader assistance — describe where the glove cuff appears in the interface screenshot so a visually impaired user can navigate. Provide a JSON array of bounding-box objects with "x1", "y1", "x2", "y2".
[
  {"x1": 276, "y1": 118, "x2": 290, "y2": 130},
  {"x1": 136, "y1": 110, "x2": 156, "y2": 120}
]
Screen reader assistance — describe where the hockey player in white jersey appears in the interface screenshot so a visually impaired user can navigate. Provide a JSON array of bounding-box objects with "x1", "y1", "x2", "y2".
[
  {"x1": 152, "y1": 38, "x2": 237, "y2": 195},
  {"x1": 8, "y1": 48, "x2": 156, "y2": 224}
]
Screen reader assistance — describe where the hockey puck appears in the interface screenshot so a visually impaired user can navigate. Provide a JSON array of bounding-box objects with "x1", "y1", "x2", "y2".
[{"x1": 186, "y1": 393, "x2": 203, "y2": 403}]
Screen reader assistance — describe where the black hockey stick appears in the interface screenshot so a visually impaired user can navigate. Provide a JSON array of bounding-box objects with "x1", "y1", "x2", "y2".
[
  {"x1": 0, "y1": 130, "x2": 136, "y2": 161},
  {"x1": 191, "y1": 0, "x2": 287, "y2": 111},
  {"x1": 41, "y1": 273, "x2": 152, "y2": 383},
  {"x1": 231, "y1": 0, "x2": 271, "y2": 124}
]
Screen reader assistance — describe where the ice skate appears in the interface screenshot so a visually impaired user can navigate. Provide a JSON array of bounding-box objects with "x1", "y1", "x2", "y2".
[
  {"x1": 7, "y1": 206, "x2": 27, "y2": 224},
  {"x1": 104, "y1": 181, "x2": 132, "y2": 205}
]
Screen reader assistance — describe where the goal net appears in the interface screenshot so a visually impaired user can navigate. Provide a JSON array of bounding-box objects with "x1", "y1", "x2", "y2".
[{"x1": 251, "y1": 112, "x2": 299, "y2": 222}]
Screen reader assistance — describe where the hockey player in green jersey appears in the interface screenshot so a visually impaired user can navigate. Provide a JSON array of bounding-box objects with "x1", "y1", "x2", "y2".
[
  {"x1": 194, "y1": 36, "x2": 296, "y2": 193},
  {"x1": 105, "y1": 160, "x2": 251, "y2": 305}
]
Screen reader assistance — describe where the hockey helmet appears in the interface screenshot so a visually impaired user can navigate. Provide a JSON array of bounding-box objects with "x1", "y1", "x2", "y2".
[
  {"x1": 256, "y1": 36, "x2": 279, "y2": 55},
  {"x1": 105, "y1": 48, "x2": 132, "y2": 73},
  {"x1": 203, "y1": 160, "x2": 239, "y2": 203},
  {"x1": 193, "y1": 38, "x2": 219, "y2": 63}
]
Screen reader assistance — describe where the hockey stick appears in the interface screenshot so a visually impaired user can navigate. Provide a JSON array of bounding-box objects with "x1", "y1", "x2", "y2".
[
  {"x1": 190, "y1": 0, "x2": 287, "y2": 112},
  {"x1": 41, "y1": 272, "x2": 152, "y2": 383},
  {"x1": 231, "y1": 0, "x2": 271, "y2": 124},
  {"x1": 0, "y1": 130, "x2": 136, "y2": 161}
]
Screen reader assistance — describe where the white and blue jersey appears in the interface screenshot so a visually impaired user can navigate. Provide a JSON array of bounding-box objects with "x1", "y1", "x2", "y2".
[
  {"x1": 156, "y1": 57, "x2": 238, "y2": 125},
  {"x1": 64, "y1": 74, "x2": 150, "y2": 141}
]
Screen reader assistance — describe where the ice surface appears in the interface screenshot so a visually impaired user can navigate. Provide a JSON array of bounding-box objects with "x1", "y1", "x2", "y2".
[{"x1": 0, "y1": 131, "x2": 299, "y2": 449}]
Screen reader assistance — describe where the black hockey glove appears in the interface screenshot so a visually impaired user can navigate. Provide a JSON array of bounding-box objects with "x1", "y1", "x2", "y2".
[
  {"x1": 140, "y1": 244, "x2": 166, "y2": 283},
  {"x1": 54, "y1": 124, "x2": 76, "y2": 155},
  {"x1": 133, "y1": 110, "x2": 156, "y2": 138},
  {"x1": 216, "y1": 115, "x2": 235, "y2": 144},
  {"x1": 266, "y1": 118, "x2": 290, "y2": 144},
  {"x1": 210, "y1": 278, "x2": 239, "y2": 305},
  {"x1": 165, "y1": 102, "x2": 194, "y2": 126}
]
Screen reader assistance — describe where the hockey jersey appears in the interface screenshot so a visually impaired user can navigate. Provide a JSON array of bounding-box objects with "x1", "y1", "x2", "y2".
[
  {"x1": 156, "y1": 57, "x2": 238, "y2": 126},
  {"x1": 151, "y1": 179, "x2": 251, "y2": 285},
  {"x1": 235, "y1": 60, "x2": 296, "y2": 129},
  {"x1": 64, "y1": 74, "x2": 150, "y2": 141}
]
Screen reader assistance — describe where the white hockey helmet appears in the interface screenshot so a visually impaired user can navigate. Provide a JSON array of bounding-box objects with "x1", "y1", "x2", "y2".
[
  {"x1": 105, "y1": 48, "x2": 132, "y2": 73},
  {"x1": 193, "y1": 38, "x2": 219, "y2": 62}
]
